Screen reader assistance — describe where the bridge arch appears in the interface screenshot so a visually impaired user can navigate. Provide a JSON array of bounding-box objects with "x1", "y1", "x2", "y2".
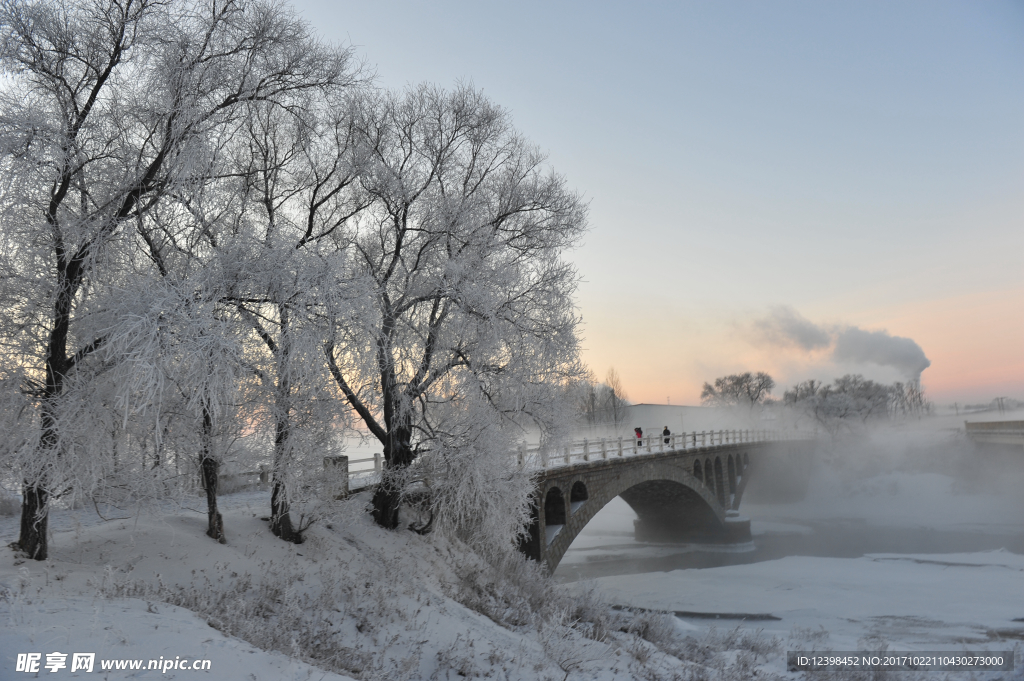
[
  {"x1": 532, "y1": 460, "x2": 732, "y2": 572},
  {"x1": 518, "y1": 438, "x2": 816, "y2": 572}
]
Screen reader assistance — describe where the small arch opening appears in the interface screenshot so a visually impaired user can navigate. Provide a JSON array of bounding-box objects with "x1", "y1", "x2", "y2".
[
  {"x1": 544, "y1": 487, "x2": 566, "y2": 544},
  {"x1": 727, "y1": 455, "x2": 737, "y2": 494},
  {"x1": 570, "y1": 481, "x2": 588, "y2": 515},
  {"x1": 693, "y1": 460, "x2": 703, "y2": 483}
]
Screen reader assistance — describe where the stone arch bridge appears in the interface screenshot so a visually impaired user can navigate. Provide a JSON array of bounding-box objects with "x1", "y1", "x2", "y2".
[{"x1": 516, "y1": 431, "x2": 815, "y2": 572}]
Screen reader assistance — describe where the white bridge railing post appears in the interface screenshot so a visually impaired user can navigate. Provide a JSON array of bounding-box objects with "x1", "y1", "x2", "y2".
[{"x1": 357, "y1": 428, "x2": 804, "y2": 482}]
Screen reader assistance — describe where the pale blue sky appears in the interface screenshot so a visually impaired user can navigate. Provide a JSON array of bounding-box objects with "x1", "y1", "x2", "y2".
[{"x1": 291, "y1": 0, "x2": 1024, "y2": 403}]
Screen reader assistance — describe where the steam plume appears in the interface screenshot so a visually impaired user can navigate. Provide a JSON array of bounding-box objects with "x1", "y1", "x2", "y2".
[
  {"x1": 832, "y1": 327, "x2": 931, "y2": 382},
  {"x1": 752, "y1": 306, "x2": 831, "y2": 350},
  {"x1": 752, "y1": 306, "x2": 931, "y2": 381}
]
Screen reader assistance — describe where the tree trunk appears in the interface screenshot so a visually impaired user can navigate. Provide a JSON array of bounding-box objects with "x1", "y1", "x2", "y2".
[
  {"x1": 371, "y1": 411, "x2": 414, "y2": 530},
  {"x1": 371, "y1": 472, "x2": 402, "y2": 529},
  {"x1": 269, "y1": 304, "x2": 301, "y2": 543},
  {"x1": 270, "y1": 477, "x2": 302, "y2": 543},
  {"x1": 201, "y1": 456, "x2": 225, "y2": 543},
  {"x1": 269, "y1": 414, "x2": 302, "y2": 543},
  {"x1": 17, "y1": 397, "x2": 60, "y2": 560},
  {"x1": 200, "y1": 405, "x2": 225, "y2": 543},
  {"x1": 18, "y1": 255, "x2": 79, "y2": 560},
  {"x1": 16, "y1": 484, "x2": 48, "y2": 560}
]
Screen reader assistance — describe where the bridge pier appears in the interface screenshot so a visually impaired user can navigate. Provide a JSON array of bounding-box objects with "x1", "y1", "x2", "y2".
[{"x1": 631, "y1": 513, "x2": 751, "y2": 544}]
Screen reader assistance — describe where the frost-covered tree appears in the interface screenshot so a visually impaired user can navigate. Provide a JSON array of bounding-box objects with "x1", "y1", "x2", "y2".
[
  {"x1": 574, "y1": 369, "x2": 630, "y2": 429},
  {"x1": 888, "y1": 380, "x2": 929, "y2": 417},
  {"x1": 323, "y1": 84, "x2": 587, "y2": 534},
  {"x1": 783, "y1": 374, "x2": 893, "y2": 436},
  {"x1": 701, "y1": 372, "x2": 775, "y2": 410},
  {"x1": 117, "y1": 79, "x2": 367, "y2": 544},
  {"x1": 0, "y1": 0, "x2": 354, "y2": 559},
  {"x1": 604, "y1": 368, "x2": 629, "y2": 429},
  {"x1": 216, "y1": 93, "x2": 368, "y2": 543}
]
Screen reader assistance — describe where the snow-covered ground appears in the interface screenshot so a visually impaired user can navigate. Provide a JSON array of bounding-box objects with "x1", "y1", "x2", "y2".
[
  {"x1": 0, "y1": 492, "x2": 785, "y2": 681},
  {"x1": 2, "y1": 419, "x2": 1022, "y2": 680}
]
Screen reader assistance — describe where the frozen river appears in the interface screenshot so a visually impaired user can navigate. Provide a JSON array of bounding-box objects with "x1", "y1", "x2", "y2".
[
  {"x1": 555, "y1": 497, "x2": 1024, "y2": 580},
  {"x1": 553, "y1": 456, "x2": 1024, "y2": 664}
]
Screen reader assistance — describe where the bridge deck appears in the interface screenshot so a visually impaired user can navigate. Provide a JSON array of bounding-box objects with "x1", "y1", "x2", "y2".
[{"x1": 345, "y1": 428, "x2": 811, "y2": 489}]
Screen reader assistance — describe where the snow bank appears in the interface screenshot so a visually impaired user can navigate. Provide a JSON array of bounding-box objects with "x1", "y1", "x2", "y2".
[{"x1": 0, "y1": 492, "x2": 789, "y2": 680}]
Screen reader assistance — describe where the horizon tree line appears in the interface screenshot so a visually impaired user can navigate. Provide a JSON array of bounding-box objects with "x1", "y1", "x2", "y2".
[{"x1": 701, "y1": 371, "x2": 932, "y2": 434}]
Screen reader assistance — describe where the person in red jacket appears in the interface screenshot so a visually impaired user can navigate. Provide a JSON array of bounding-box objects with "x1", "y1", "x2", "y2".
[{"x1": 634, "y1": 427, "x2": 643, "y2": 447}]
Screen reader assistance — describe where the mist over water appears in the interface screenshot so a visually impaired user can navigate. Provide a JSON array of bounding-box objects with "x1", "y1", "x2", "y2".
[{"x1": 554, "y1": 409, "x2": 1024, "y2": 582}]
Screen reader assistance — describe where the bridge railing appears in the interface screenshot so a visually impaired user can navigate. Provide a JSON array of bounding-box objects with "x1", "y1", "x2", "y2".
[
  {"x1": 342, "y1": 428, "x2": 811, "y2": 489},
  {"x1": 515, "y1": 428, "x2": 808, "y2": 470}
]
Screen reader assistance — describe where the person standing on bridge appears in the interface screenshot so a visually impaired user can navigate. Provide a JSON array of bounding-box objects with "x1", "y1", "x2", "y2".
[
  {"x1": 663, "y1": 426, "x2": 671, "y2": 444},
  {"x1": 634, "y1": 427, "x2": 643, "y2": 447}
]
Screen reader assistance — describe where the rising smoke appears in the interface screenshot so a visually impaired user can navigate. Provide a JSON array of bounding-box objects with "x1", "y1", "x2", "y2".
[
  {"x1": 832, "y1": 327, "x2": 931, "y2": 381},
  {"x1": 752, "y1": 306, "x2": 931, "y2": 382},
  {"x1": 751, "y1": 305, "x2": 831, "y2": 351}
]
